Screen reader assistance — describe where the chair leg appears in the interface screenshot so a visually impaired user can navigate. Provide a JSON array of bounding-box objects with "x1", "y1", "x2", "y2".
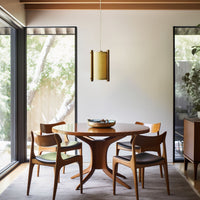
[
  {"x1": 37, "y1": 165, "x2": 40, "y2": 177},
  {"x1": 27, "y1": 162, "x2": 34, "y2": 196},
  {"x1": 52, "y1": 166, "x2": 61, "y2": 200},
  {"x1": 139, "y1": 168, "x2": 141, "y2": 182},
  {"x1": 79, "y1": 147, "x2": 82, "y2": 156},
  {"x1": 113, "y1": 159, "x2": 118, "y2": 195},
  {"x1": 141, "y1": 168, "x2": 144, "y2": 189},
  {"x1": 78, "y1": 157, "x2": 83, "y2": 194},
  {"x1": 158, "y1": 150, "x2": 163, "y2": 178},
  {"x1": 63, "y1": 166, "x2": 65, "y2": 174},
  {"x1": 54, "y1": 167, "x2": 60, "y2": 183},
  {"x1": 131, "y1": 166, "x2": 139, "y2": 200},
  {"x1": 63, "y1": 152, "x2": 67, "y2": 174},
  {"x1": 163, "y1": 163, "x2": 170, "y2": 195},
  {"x1": 78, "y1": 146, "x2": 83, "y2": 191},
  {"x1": 159, "y1": 165, "x2": 163, "y2": 178},
  {"x1": 116, "y1": 143, "x2": 120, "y2": 156},
  {"x1": 37, "y1": 151, "x2": 42, "y2": 177}
]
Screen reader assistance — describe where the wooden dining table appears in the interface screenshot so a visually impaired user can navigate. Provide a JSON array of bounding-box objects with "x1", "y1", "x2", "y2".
[{"x1": 52, "y1": 122, "x2": 149, "y2": 190}]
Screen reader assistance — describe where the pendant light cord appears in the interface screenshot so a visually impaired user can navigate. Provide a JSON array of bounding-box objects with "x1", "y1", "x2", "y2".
[{"x1": 100, "y1": 0, "x2": 102, "y2": 50}]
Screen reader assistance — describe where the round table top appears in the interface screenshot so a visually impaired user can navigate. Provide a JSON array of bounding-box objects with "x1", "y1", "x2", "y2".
[{"x1": 52, "y1": 123, "x2": 150, "y2": 137}]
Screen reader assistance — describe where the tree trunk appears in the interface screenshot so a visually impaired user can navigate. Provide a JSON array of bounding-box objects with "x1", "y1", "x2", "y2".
[
  {"x1": 51, "y1": 84, "x2": 75, "y2": 122},
  {"x1": 51, "y1": 96, "x2": 75, "y2": 123},
  {"x1": 27, "y1": 35, "x2": 56, "y2": 107}
]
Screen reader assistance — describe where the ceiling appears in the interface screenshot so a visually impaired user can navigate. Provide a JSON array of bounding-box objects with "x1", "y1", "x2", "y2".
[{"x1": 20, "y1": 0, "x2": 200, "y2": 10}]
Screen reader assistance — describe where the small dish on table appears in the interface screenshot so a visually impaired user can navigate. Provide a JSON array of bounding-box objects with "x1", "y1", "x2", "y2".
[{"x1": 88, "y1": 119, "x2": 116, "y2": 128}]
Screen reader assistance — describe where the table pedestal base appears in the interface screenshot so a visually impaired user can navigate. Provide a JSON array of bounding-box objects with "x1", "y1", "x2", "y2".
[{"x1": 73, "y1": 135, "x2": 131, "y2": 190}]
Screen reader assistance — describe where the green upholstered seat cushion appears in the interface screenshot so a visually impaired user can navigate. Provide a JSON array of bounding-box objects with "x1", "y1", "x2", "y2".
[{"x1": 36, "y1": 152, "x2": 71, "y2": 164}]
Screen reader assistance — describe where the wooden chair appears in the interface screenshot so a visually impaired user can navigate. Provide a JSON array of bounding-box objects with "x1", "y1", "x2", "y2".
[
  {"x1": 37, "y1": 121, "x2": 82, "y2": 176},
  {"x1": 116, "y1": 122, "x2": 163, "y2": 179},
  {"x1": 27, "y1": 131, "x2": 83, "y2": 200},
  {"x1": 113, "y1": 132, "x2": 170, "y2": 200}
]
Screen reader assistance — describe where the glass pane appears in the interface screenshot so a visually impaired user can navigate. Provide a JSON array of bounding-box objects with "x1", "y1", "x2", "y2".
[
  {"x1": 174, "y1": 27, "x2": 200, "y2": 161},
  {"x1": 26, "y1": 28, "x2": 76, "y2": 158},
  {"x1": 0, "y1": 27, "x2": 11, "y2": 170}
]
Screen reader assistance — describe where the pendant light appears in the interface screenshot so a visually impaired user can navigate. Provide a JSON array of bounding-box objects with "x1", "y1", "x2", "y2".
[{"x1": 91, "y1": 0, "x2": 110, "y2": 81}]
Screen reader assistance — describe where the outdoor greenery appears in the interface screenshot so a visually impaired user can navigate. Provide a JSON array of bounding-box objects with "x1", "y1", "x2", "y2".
[
  {"x1": 175, "y1": 35, "x2": 200, "y2": 62},
  {"x1": 27, "y1": 35, "x2": 75, "y2": 90},
  {"x1": 182, "y1": 68, "x2": 200, "y2": 111},
  {"x1": 0, "y1": 33, "x2": 75, "y2": 141},
  {"x1": 177, "y1": 35, "x2": 200, "y2": 113},
  {"x1": 191, "y1": 25, "x2": 200, "y2": 56},
  {"x1": 27, "y1": 35, "x2": 75, "y2": 110},
  {"x1": 0, "y1": 35, "x2": 11, "y2": 141}
]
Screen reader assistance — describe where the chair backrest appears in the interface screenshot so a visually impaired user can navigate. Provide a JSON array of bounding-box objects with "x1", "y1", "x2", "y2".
[
  {"x1": 132, "y1": 131, "x2": 167, "y2": 155},
  {"x1": 40, "y1": 121, "x2": 66, "y2": 134},
  {"x1": 31, "y1": 131, "x2": 62, "y2": 147},
  {"x1": 30, "y1": 131, "x2": 62, "y2": 160},
  {"x1": 135, "y1": 121, "x2": 161, "y2": 134}
]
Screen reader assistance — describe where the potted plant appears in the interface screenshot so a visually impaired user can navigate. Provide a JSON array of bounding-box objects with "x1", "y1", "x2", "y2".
[
  {"x1": 182, "y1": 40, "x2": 200, "y2": 117},
  {"x1": 182, "y1": 67, "x2": 200, "y2": 117}
]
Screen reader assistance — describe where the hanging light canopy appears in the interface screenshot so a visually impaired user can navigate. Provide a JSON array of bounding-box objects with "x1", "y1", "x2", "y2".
[{"x1": 90, "y1": 0, "x2": 110, "y2": 82}]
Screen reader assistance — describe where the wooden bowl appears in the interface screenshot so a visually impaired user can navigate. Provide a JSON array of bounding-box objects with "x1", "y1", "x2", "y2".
[{"x1": 88, "y1": 119, "x2": 116, "y2": 128}]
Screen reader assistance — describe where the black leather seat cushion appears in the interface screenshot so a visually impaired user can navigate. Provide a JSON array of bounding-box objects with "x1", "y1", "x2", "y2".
[
  {"x1": 115, "y1": 152, "x2": 163, "y2": 164},
  {"x1": 136, "y1": 152, "x2": 163, "y2": 164}
]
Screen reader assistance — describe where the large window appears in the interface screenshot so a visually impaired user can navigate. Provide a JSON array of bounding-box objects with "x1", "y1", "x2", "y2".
[
  {"x1": 174, "y1": 27, "x2": 200, "y2": 161},
  {"x1": 26, "y1": 27, "x2": 77, "y2": 158},
  {"x1": 0, "y1": 8, "x2": 27, "y2": 179},
  {"x1": 0, "y1": 25, "x2": 12, "y2": 171},
  {"x1": 0, "y1": 14, "x2": 24, "y2": 177}
]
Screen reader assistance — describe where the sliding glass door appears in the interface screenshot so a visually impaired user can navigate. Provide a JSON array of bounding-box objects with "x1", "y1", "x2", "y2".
[
  {"x1": 26, "y1": 27, "x2": 77, "y2": 158},
  {"x1": 0, "y1": 26, "x2": 11, "y2": 171},
  {"x1": 0, "y1": 22, "x2": 15, "y2": 172},
  {"x1": 0, "y1": 7, "x2": 27, "y2": 179}
]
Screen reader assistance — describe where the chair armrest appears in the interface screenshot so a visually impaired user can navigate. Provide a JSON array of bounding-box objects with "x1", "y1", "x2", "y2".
[{"x1": 59, "y1": 142, "x2": 82, "y2": 152}]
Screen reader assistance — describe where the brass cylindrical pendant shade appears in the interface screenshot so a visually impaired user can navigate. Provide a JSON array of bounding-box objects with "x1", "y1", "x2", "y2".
[{"x1": 91, "y1": 50, "x2": 110, "y2": 81}]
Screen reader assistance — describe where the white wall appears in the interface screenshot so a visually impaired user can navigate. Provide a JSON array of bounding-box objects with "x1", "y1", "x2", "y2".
[
  {"x1": 26, "y1": 10, "x2": 200, "y2": 162},
  {"x1": 0, "y1": 0, "x2": 25, "y2": 25}
]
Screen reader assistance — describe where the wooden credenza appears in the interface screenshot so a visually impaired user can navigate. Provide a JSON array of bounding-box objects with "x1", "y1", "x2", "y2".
[{"x1": 184, "y1": 118, "x2": 200, "y2": 180}]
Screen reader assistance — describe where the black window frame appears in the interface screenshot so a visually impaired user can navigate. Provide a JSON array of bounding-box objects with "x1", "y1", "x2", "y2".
[{"x1": 0, "y1": 8, "x2": 26, "y2": 179}]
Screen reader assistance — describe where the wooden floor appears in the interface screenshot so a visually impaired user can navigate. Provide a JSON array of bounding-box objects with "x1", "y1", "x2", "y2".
[
  {"x1": 0, "y1": 163, "x2": 28, "y2": 194},
  {"x1": 174, "y1": 162, "x2": 200, "y2": 196},
  {"x1": 0, "y1": 162, "x2": 200, "y2": 196}
]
